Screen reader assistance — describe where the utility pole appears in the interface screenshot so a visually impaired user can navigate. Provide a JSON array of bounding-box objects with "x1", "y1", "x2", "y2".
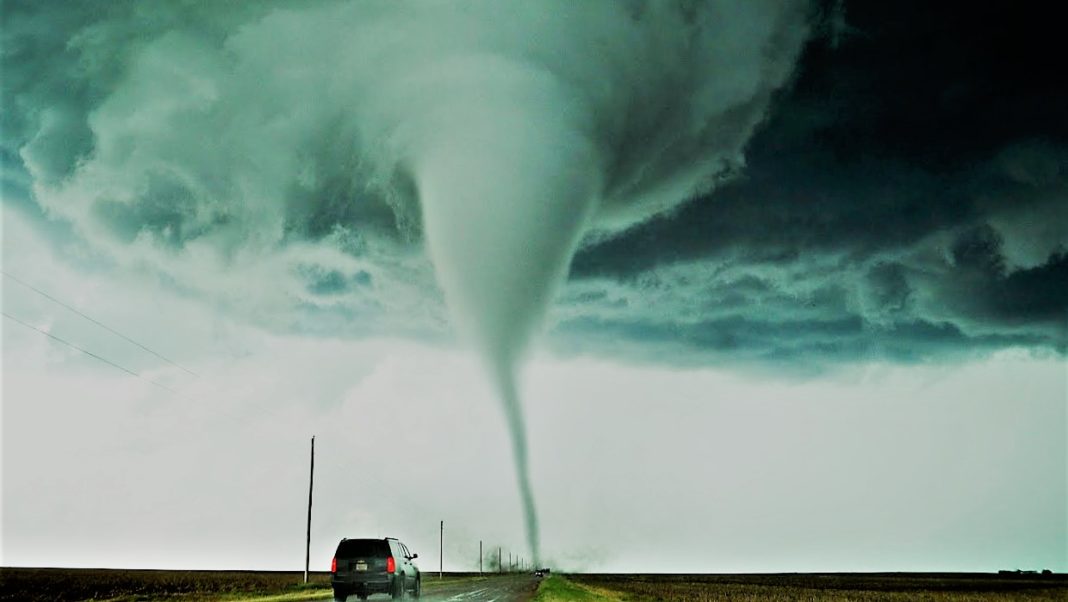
[
  {"x1": 498, "y1": 547, "x2": 502, "y2": 573},
  {"x1": 304, "y1": 436, "x2": 315, "y2": 584},
  {"x1": 439, "y1": 520, "x2": 443, "y2": 580},
  {"x1": 479, "y1": 541, "x2": 483, "y2": 576}
]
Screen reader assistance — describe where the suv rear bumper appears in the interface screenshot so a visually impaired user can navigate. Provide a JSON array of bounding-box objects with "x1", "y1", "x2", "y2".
[{"x1": 332, "y1": 575, "x2": 393, "y2": 596}]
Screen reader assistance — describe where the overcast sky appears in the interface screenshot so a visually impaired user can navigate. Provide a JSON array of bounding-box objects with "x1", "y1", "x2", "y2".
[{"x1": 2, "y1": 0, "x2": 1066, "y2": 573}]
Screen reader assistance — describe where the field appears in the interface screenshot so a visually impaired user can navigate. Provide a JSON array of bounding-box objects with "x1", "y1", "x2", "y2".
[
  {"x1": 4, "y1": 569, "x2": 1066, "y2": 601},
  {"x1": 0, "y1": 568, "x2": 337, "y2": 601},
  {"x1": 538, "y1": 573, "x2": 1068, "y2": 601},
  {"x1": 0, "y1": 569, "x2": 514, "y2": 602}
]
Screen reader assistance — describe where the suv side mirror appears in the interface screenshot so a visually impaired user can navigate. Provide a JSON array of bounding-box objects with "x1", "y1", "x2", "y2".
[{"x1": 411, "y1": 553, "x2": 418, "y2": 559}]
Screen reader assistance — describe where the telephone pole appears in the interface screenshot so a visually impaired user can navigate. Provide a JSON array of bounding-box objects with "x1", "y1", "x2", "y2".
[
  {"x1": 439, "y1": 520, "x2": 443, "y2": 580},
  {"x1": 304, "y1": 436, "x2": 315, "y2": 584},
  {"x1": 479, "y1": 540, "x2": 483, "y2": 576}
]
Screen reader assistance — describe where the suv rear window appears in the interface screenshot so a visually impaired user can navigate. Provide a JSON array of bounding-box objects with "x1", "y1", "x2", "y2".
[{"x1": 335, "y1": 539, "x2": 390, "y2": 558}]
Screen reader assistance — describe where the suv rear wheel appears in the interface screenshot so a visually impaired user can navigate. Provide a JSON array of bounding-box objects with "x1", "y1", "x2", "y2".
[{"x1": 392, "y1": 574, "x2": 406, "y2": 599}]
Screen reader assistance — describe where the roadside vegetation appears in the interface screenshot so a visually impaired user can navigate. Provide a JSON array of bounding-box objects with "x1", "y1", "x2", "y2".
[{"x1": 533, "y1": 575, "x2": 621, "y2": 601}]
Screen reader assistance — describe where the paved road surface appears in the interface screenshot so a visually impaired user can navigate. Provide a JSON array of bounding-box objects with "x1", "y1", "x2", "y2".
[
  {"x1": 419, "y1": 574, "x2": 539, "y2": 601},
  {"x1": 327, "y1": 575, "x2": 539, "y2": 602}
]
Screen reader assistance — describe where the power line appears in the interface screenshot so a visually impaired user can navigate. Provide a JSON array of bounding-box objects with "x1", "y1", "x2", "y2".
[
  {"x1": 2, "y1": 311, "x2": 174, "y2": 392},
  {"x1": 1, "y1": 270, "x2": 197, "y2": 376}
]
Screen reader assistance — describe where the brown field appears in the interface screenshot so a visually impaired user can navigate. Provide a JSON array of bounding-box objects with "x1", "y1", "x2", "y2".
[
  {"x1": 0, "y1": 568, "x2": 333, "y2": 602},
  {"x1": 0, "y1": 568, "x2": 499, "y2": 602},
  {"x1": 565, "y1": 573, "x2": 1068, "y2": 601},
  {"x1": 4, "y1": 569, "x2": 1066, "y2": 602}
]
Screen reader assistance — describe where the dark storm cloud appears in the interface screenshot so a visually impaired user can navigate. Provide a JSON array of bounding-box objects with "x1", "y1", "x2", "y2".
[
  {"x1": 3, "y1": 0, "x2": 1064, "y2": 367},
  {"x1": 2, "y1": 0, "x2": 445, "y2": 333},
  {"x1": 562, "y1": 0, "x2": 1067, "y2": 364}
]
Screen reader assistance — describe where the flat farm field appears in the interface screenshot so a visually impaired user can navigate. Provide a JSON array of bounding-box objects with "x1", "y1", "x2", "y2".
[
  {"x1": 0, "y1": 568, "x2": 497, "y2": 602},
  {"x1": 0, "y1": 568, "x2": 333, "y2": 602},
  {"x1": 559, "y1": 573, "x2": 1067, "y2": 601}
]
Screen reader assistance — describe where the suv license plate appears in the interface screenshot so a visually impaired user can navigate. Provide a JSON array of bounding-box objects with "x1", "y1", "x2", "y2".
[{"x1": 355, "y1": 562, "x2": 368, "y2": 571}]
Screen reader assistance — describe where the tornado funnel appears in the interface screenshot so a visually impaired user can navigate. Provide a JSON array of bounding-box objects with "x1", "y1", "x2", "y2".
[{"x1": 412, "y1": 76, "x2": 601, "y2": 563}]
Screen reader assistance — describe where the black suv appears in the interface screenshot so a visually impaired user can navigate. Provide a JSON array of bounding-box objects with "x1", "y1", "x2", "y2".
[{"x1": 331, "y1": 537, "x2": 421, "y2": 600}]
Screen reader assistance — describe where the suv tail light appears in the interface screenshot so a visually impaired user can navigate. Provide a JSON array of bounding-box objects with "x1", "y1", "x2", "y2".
[
  {"x1": 331, "y1": 557, "x2": 337, "y2": 573},
  {"x1": 386, "y1": 556, "x2": 396, "y2": 574}
]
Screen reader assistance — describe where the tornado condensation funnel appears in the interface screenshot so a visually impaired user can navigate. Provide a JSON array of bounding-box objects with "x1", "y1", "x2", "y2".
[{"x1": 411, "y1": 75, "x2": 600, "y2": 564}]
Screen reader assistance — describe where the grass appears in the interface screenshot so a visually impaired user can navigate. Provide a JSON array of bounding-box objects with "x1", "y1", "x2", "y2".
[
  {"x1": 212, "y1": 591, "x2": 332, "y2": 602},
  {"x1": 534, "y1": 575, "x2": 621, "y2": 602}
]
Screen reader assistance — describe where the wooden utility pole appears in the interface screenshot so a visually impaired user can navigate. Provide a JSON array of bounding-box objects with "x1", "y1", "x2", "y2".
[
  {"x1": 498, "y1": 547, "x2": 502, "y2": 573},
  {"x1": 304, "y1": 436, "x2": 315, "y2": 584},
  {"x1": 479, "y1": 540, "x2": 483, "y2": 576},
  {"x1": 439, "y1": 520, "x2": 443, "y2": 580}
]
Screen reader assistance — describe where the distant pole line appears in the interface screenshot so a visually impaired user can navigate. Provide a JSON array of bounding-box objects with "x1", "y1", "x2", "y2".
[
  {"x1": 2, "y1": 310, "x2": 174, "y2": 392},
  {"x1": 1, "y1": 270, "x2": 198, "y2": 376}
]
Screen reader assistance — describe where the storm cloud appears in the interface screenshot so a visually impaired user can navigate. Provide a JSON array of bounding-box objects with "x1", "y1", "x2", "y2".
[
  {"x1": 561, "y1": 1, "x2": 1067, "y2": 366},
  {"x1": 3, "y1": 0, "x2": 1065, "y2": 371}
]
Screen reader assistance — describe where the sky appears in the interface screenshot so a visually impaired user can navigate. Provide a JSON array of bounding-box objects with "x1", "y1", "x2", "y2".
[{"x1": 2, "y1": 0, "x2": 1066, "y2": 573}]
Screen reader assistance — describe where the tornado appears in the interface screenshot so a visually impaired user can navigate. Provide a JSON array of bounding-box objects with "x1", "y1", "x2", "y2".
[{"x1": 411, "y1": 67, "x2": 602, "y2": 561}]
